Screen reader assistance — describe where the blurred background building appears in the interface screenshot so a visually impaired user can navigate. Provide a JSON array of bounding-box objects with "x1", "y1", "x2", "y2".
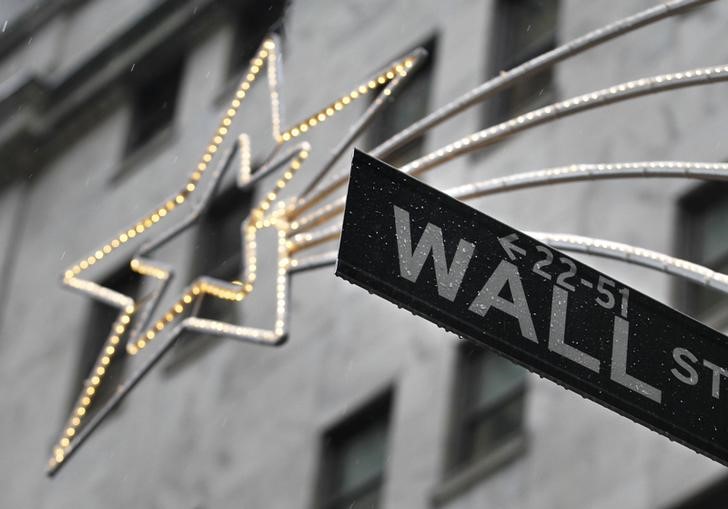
[{"x1": 0, "y1": 0, "x2": 727, "y2": 507}]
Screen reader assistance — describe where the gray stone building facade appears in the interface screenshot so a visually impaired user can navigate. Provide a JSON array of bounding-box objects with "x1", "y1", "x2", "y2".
[{"x1": 0, "y1": 0, "x2": 727, "y2": 507}]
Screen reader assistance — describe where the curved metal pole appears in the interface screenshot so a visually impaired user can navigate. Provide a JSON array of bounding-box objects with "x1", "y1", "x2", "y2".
[
  {"x1": 290, "y1": 63, "x2": 728, "y2": 231},
  {"x1": 298, "y1": 48, "x2": 427, "y2": 198},
  {"x1": 294, "y1": 0, "x2": 716, "y2": 213},
  {"x1": 290, "y1": 232, "x2": 728, "y2": 294}
]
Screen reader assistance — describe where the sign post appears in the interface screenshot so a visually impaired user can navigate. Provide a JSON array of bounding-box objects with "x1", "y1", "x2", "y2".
[{"x1": 337, "y1": 149, "x2": 728, "y2": 466}]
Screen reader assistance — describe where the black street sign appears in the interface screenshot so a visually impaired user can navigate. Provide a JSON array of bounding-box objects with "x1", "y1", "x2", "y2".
[{"x1": 336, "y1": 149, "x2": 728, "y2": 466}]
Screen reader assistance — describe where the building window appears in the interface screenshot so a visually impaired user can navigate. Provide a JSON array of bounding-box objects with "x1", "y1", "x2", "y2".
[
  {"x1": 226, "y1": 1, "x2": 287, "y2": 78},
  {"x1": 487, "y1": 0, "x2": 559, "y2": 125},
  {"x1": 316, "y1": 391, "x2": 394, "y2": 509},
  {"x1": 73, "y1": 266, "x2": 142, "y2": 413},
  {"x1": 678, "y1": 182, "x2": 728, "y2": 318},
  {"x1": 449, "y1": 343, "x2": 527, "y2": 472},
  {"x1": 125, "y1": 57, "x2": 184, "y2": 155},
  {"x1": 367, "y1": 39, "x2": 436, "y2": 168},
  {"x1": 167, "y1": 185, "x2": 253, "y2": 371}
]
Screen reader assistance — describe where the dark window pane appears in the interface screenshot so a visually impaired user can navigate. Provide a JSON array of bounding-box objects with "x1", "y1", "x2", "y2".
[
  {"x1": 368, "y1": 39, "x2": 435, "y2": 167},
  {"x1": 227, "y1": 1, "x2": 286, "y2": 77},
  {"x1": 488, "y1": 0, "x2": 559, "y2": 125},
  {"x1": 679, "y1": 183, "x2": 728, "y2": 317},
  {"x1": 125, "y1": 58, "x2": 184, "y2": 154},
  {"x1": 194, "y1": 185, "x2": 253, "y2": 284},
  {"x1": 318, "y1": 392, "x2": 392, "y2": 509},
  {"x1": 166, "y1": 185, "x2": 254, "y2": 371},
  {"x1": 451, "y1": 344, "x2": 526, "y2": 470},
  {"x1": 503, "y1": 0, "x2": 559, "y2": 66},
  {"x1": 465, "y1": 391, "x2": 524, "y2": 464},
  {"x1": 469, "y1": 348, "x2": 526, "y2": 410},
  {"x1": 701, "y1": 198, "x2": 728, "y2": 263},
  {"x1": 73, "y1": 267, "x2": 142, "y2": 413}
]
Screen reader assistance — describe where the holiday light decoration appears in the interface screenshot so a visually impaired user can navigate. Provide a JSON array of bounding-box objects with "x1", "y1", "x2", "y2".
[
  {"x1": 50, "y1": 35, "x2": 423, "y2": 474},
  {"x1": 50, "y1": 0, "x2": 728, "y2": 475}
]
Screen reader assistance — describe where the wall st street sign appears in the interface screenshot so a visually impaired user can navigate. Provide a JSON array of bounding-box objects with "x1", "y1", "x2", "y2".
[{"x1": 337, "y1": 150, "x2": 728, "y2": 466}]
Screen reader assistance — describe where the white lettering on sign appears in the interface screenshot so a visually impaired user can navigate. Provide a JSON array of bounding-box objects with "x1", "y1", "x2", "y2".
[
  {"x1": 393, "y1": 205, "x2": 474, "y2": 302},
  {"x1": 610, "y1": 317, "x2": 662, "y2": 403},
  {"x1": 549, "y1": 286, "x2": 601, "y2": 372},
  {"x1": 671, "y1": 346, "x2": 728, "y2": 400},
  {"x1": 392, "y1": 205, "x2": 665, "y2": 404},
  {"x1": 468, "y1": 260, "x2": 538, "y2": 343}
]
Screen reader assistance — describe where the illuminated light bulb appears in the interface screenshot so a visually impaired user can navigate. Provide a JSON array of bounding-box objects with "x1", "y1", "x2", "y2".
[
  {"x1": 64, "y1": 270, "x2": 74, "y2": 279},
  {"x1": 186, "y1": 183, "x2": 196, "y2": 192},
  {"x1": 377, "y1": 76, "x2": 386, "y2": 84},
  {"x1": 95, "y1": 366, "x2": 105, "y2": 376},
  {"x1": 135, "y1": 224, "x2": 144, "y2": 234},
  {"x1": 317, "y1": 113, "x2": 326, "y2": 122},
  {"x1": 342, "y1": 96, "x2": 351, "y2": 105},
  {"x1": 101, "y1": 357, "x2": 110, "y2": 366},
  {"x1": 404, "y1": 59, "x2": 414, "y2": 68},
  {"x1": 358, "y1": 85, "x2": 367, "y2": 94},
  {"x1": 175, "y1": 195, "x2": 185, "y2": 205},
  {"x1": 368, "y1": 81, "x2": 377, "y2": 89},
  {"x1": 386, "y1": 71, "x2": 395, "y2": 80},
  {"x1": 87, "y1": 257, "x2": 95, "y2": 266},
  {"x1": 143, "y1": 219, "x2": 153, "y2": 228},
  {"x1": 325, "y1": 107, "x2": 334, "y2": 116},
  {"x1": 174, "y1": 304, "x2": 184, "y2": 313},
  {"x1": 79, "y1": 261, "x2": 89, "y2": 270},
  {"x1": 60, "y1": 438, "x2": 70, "y2": 448},
  {"x1": 127, "y1": 344, "x2": 138, "y2": 355},
  {"x1": 291, "y1": 128, "x2": 300, "y2": 137},
  {"x1": 76, "y1": 408, "x2": 86, "y2": 417},
  {"x1": 65, "y1": 427, "x2": 76, "y2": 437},
  {"x1": 128, "y1": 230, "x2": 137, "y2": 239},
  {"x1": 81, "y1": 397, "x2": 91, "y2": 406},
  {"x1": 300, "y1": 124, "x2": 308, "y2": 133},
  {"x1": 334, "y1": 102, "x2": 343, "y2": 110},
  {"x1": 282, "y1": 133, "x2": 291, "y2": 142},
  {"x1": 226, "y1": 108, "x2": 236, "y2": 117},
  {"x1": 95, "y1": 250, "x2": 103, "y2": 259},
  {"x1": 137, "y1": 339, "x2": 147, "y2": 349}
]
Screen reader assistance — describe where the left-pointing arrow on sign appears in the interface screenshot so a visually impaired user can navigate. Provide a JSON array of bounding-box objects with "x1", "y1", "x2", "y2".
[{"x1": 498, "y1": 233, "x2": 526, "y2": 260}]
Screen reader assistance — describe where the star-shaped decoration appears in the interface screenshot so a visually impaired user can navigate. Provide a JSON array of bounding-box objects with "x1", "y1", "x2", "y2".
[{"x1": 49, "y1": 34, "x2": 425, "y2": 474}]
